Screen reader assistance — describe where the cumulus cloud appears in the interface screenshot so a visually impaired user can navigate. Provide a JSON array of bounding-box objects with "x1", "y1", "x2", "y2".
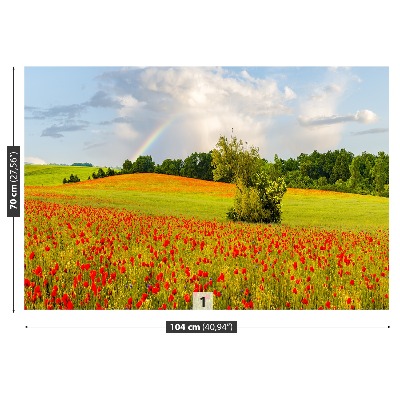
[
  {"x1": 298, "y1": 109, "x2": 378, "y2": 127},
  {"x1": 284, "y1": 86, "x2": 296, "y2": 100},
  {"x1": 354, "y1": 109, "x2": 378, "y2": 124},
  {"x1": 94, "y1": 67, "x2": 297, "y2": 160}
]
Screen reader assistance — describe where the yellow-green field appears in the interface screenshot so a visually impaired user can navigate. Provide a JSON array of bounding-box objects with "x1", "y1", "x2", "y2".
[
  {"x1": 25, "y1": 165, "x2": 388, "y2": 230},
  {"x1": 23, "y1": 165, "x2": 389, "y2": 310}
]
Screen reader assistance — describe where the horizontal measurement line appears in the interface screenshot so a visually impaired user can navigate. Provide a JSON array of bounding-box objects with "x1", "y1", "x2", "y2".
[
  {"x1": 25, "y1": 325, "x2": 391, "y2": 329},
  {"x1": 240, "y1": 326, "x2": 391, "y2": 329},
  {"x1": 25, "y1": 326, "x2": 164, "y2": 329}
]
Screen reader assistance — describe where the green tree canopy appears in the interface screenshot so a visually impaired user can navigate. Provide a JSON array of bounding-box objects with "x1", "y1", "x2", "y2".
[
  {"x1": 181, "y1": 152, "x2": 213, "y2": 181},
  {"x1": 133, "y1": 155, "x2": 155, "y2": 173},
  {"x1": 211, "y1": 135, "x2": 262, "y2": 186},
  {"x1": 212, "y1": 135, "x2": 286, "y2": 223},
  {"x1": 156, "y1": 158, "x2": 183, "y2": 176},
  {"x1": 122, "y1": 159, "x2": 134, "y2": 174}
]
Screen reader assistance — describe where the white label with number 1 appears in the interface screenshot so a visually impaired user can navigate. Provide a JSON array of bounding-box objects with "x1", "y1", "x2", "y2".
[{"x1": 192, "y1": 292, "x2": 213, "y2": 310}]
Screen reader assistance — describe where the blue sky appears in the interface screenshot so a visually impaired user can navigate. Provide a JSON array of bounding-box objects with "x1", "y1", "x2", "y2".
[{"x1": 24, "y1": 66, "x2": 389, "y2": 167}]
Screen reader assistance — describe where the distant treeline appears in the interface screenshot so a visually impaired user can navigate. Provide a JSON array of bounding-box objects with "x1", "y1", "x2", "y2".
[
  {"x1": 121, "y1": 153, "x2": 213, "y2": 181},
  {"x1": 71, "y1": 162, "x2": 93, "y2": 167},
  {"x1": 65, "y1": 149, "x2": 389, "y2": 197},
  {"x1": 268, "y1": 150, "x2": 389, "y2": 197},
  {"x1": 119, "y1": 149, "x2": 389, "y2": 197}
]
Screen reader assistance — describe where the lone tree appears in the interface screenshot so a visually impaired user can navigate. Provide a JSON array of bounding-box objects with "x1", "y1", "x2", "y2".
[
  {"x1": 212, "y1": 135, "x2": 286, "y2": 223},
  {"x1": 211, "y1": 135, "x2": 261, "y2": 186}
]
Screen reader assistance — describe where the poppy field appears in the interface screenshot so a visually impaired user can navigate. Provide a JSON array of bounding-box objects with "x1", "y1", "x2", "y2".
[{"x1": 24, "y1": 172, "x2": 389, "y2": 310}]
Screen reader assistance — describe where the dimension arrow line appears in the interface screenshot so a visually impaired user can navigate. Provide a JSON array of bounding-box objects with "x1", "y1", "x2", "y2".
[
  {"x1": 239, "y1": 326, "x2": 391, "y2": 329},
  {"x1": 25, "y1": 326, "x2": 164, "y2": 329},
  {"x1": 24, "y1": 325, "x2": 391, "y2": 329},
  {"x1": 12, "y1": 67, "x2": 15, "y2": 313},
  {"x1": 13, "y1": 218, "x2": 15, "y2": 313},
  {"x1": 13, "y1": 67, "x2": 14, "y2": 146}
]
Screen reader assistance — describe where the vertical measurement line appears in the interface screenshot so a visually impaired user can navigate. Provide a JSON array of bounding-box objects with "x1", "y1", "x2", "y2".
[
  {"x1": 13, "y1": 67, "x2": 15, "y2": 146},
  {"x1": 12, "y1": 67, "x2": 15, "y2": 312},
  {"x1": 13, "y1": 218, "x2": 15, "y2": 312}
]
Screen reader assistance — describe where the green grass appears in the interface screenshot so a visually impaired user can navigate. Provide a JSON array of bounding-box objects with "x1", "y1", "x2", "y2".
[
  {"x1": 24, "y1": 164, "x2": 111, "y2": 186},
  {"x1": 282, "y1": 190, "x2": 388, "y2": 230},
  {"x1": 24, "y1": 165, "x2": 389, "y2": 231}
]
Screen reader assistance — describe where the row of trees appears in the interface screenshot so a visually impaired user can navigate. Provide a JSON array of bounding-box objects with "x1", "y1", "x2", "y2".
[
  {"x1": 71, "y1": 162, "x2": 93, "y2": 167},
  {"x1": 91, "y1": 167, "x2": 117, "y2": 179},
  {"x1": 119, "y1": 148, "x2": 389, "y2": 197},
  {"x1": 63, "y1": 137, "x2": 389, "y2": 224},
  {"x1": 121, "y1": 152, "x2": 214, "y2": 181},
  {"x1": 66, "y1": 143, "x2": 389, "y2": 199},
  {"x1": 119, "y1": 137, "x2": 287, "y2": 224},
  {"x1": 268, "y1": 149, "x2": 389, "y2": 196}
]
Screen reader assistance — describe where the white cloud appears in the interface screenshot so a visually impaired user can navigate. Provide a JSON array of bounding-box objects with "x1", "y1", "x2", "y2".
[
  {"x1": 96, "y1": 67, "x2": 296, "y2": 161},
  {"x1": 25, "y1": 156, "x2": 47, "y2": 164},
  {"x1": 298, "y1": 109, "x2": 378, "y2": 127},
  {"x1": 279, "y1": 69, "x2": 359, "y2": 155},
  {"x1": 354, "y1": 109, "x2": 378, "y2": 124},
  {"x1": 284, "y1": 86, "x2": 296, "y2": 100}
]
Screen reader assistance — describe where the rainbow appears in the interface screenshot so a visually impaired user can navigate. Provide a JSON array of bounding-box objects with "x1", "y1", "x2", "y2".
[{"x1": 131, "y1": 116, "x2": 176, "y2": 161}]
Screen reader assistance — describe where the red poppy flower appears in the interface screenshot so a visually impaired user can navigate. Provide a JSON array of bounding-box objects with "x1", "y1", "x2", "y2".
[{"x1": 325, "y1": 301, "x2": 331, "y2": 309}]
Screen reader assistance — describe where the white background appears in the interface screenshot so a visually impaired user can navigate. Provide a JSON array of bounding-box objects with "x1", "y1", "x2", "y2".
[{"x1": 1, "y1": 1, "x2": 398, "y2": 399}]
